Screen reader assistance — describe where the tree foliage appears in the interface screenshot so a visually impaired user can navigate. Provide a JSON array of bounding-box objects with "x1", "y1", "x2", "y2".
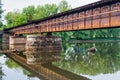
[
  {"x1": 5, "y1": 11, "x2": 27, "y2": 28},
  {"x1": 0, "y1": 21, "x2": 3, "y2": 29},
  {"x1": 58, "y1": 0, "x2": 71, "y2": 12},
  {"x1": 22, "y1": 5, "x2": 35, "y2": 21},
  {"x1": 33, "y1": 4, "x2": 58, "y2": 20},
  {"x1": 0, "y1": 0, "x2": 3, "y2": 30}
]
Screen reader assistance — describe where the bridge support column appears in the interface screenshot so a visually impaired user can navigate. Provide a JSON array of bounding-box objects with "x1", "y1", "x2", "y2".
[
  {"x1": 2, "y1": 33, "x2": 10, "y2": 50},
  {"x1": 9, "y1": 36, "x2": 26, "y2": 51},
  {"x1": 25, "y1": 34, "x2": 62, "y2": 64}
]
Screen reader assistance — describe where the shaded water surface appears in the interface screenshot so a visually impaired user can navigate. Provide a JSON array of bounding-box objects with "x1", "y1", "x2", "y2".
[
  {"x1": 53, "y1": 42, "x2": 120, "y2": 80},
  {"x1": 0, "y1": 41, "x2": 120, "y2": 80}
]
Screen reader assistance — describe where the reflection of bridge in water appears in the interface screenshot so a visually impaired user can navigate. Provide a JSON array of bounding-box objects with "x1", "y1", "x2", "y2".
[
  {"x1": 3, "y1": 51, "x2": 90, "y2": 80},
  {"x1": 1, "y1": 42, "x2": 90, "y2": 80}
]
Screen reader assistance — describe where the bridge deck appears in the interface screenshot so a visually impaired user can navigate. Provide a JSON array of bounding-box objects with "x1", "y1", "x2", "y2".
[{"x1": 4, "y1": 0, "x2": 120, "y2": 34}]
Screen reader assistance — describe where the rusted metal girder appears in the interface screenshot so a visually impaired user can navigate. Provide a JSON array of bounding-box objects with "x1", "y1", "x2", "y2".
[{"x1": 4, "y1": 0, "x2": 120, "y2": 35}]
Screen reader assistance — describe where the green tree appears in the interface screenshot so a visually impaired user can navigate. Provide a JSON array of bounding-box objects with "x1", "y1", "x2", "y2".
[
  {"x1": 58, "y1": 0, "x2": 71, "y2": 12},
  {"x1": 0, "y1": 21, "x2": 3, "y2": 30},
  {"x1": 0, "y1": 0, "x2": 3, "y2": 30},
  {"x1": 5, "y1": 11, "x2": 27, "y2": 28},
  {"x1": 33, "y1": 4, "x2": 58, "y2": 20},
  {"x1": 22, "y1": 5, "x2": 35, "y2": 21},
  {"x1": 0, "y1": 0, "x2": 3, "y2": 19}
]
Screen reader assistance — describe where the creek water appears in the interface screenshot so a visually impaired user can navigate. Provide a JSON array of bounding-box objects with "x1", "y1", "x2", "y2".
[
  {"x1": 0, "y1": 41, "x2": 120, "y2": 80},
  {"x1": 53, "y1": 41, "x2": 120, "y2": 80},
  {"x1": 0, "y1": 55, "x2": 40, "y2": 80}
]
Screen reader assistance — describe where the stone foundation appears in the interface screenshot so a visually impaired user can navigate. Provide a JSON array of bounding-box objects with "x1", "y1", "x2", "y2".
[
  {"x1": 9, "y1": 36, "x2": 26, "y2": 45},
  {"x1": 25, "y1": 35, "x2": 62, "y2": 64},
  {"x1": 2, "y1": 33, "x2": 10, "y2": 50},
  {"x1": 9, "y1": 36, "x2": 26, "y2": 51},
  {"x1": 2, "y1": 33, "x2": 9, "y2": 44}
]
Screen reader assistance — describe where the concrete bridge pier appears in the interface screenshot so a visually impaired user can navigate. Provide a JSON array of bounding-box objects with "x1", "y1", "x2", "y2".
[
  {"x1": 25, "y1": 33, "x2": 62, "y2": 64},
  {"x1": 2, "y1": 33, "x2": 10, "y2": 50},
  {"x1": 9, "y1": 35, "x2": 26, "y2": 51},
  {"x1": 2, "y1": 33, "x2": 26, "y2": 51}
]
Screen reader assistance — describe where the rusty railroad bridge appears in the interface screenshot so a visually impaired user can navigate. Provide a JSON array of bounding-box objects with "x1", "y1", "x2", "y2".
[
  {"x1": 4, "y1": 0, "x2": 120, "y2": 35},
  {"x1": 2, "y1": 0, "x2": 120, "y2": 64}
]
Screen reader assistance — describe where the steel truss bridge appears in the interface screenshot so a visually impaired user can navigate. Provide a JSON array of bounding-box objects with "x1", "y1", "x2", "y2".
[{"x1": 4, "y1": 0, "x2": 120, "y2": 34}]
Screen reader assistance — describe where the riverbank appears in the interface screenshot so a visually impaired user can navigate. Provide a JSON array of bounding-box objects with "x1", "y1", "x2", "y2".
[{"x1": 67, "y1": 39, "x2": 120, "y2": 43}]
